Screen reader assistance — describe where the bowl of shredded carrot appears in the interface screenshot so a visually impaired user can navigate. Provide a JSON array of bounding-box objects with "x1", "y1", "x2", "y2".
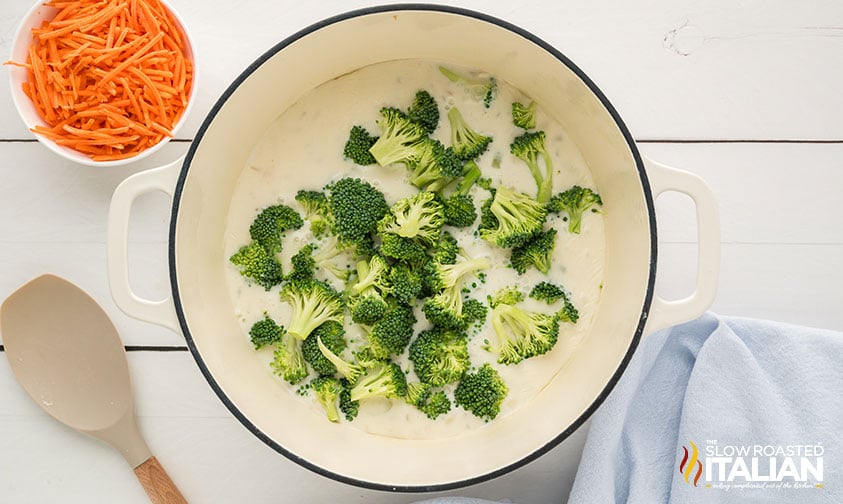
[{"x1": 7, "y1": 0, "x2": 196, "y2": 166}]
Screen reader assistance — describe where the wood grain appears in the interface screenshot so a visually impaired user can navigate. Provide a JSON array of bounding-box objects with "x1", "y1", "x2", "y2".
[{"x1": 134, "y1": 456, "x2": 188, "y2": 504}]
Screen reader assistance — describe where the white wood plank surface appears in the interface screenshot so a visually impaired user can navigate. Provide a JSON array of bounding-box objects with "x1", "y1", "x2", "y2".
[{"x1": 1, "y1": 0, "x2": 841, "y2": 502}]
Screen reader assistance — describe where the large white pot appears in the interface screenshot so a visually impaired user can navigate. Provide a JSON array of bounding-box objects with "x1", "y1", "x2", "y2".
[{"x1": 107, "y1": 5, "x2": 720, "y2": 491}]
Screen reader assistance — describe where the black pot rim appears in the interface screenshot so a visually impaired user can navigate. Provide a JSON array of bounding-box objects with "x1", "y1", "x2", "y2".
[{"x1": 169, "y1": 3, "x2": 656, "y2": 493}]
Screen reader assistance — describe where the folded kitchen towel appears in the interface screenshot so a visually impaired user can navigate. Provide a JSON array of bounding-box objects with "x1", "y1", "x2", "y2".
[{"x1": 568, "y1": 312, "x2": 842, "y2": 503}]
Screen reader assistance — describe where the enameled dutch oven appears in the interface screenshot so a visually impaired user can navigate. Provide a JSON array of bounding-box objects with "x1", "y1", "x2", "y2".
[{"x1": 107, "y1": 5, "x2": 720, "y2": 492}]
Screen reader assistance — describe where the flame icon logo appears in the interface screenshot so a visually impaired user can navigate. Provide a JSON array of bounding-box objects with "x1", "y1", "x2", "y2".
[{"x1": 679, "y1": 440, "x2": 703, "y2": 487}]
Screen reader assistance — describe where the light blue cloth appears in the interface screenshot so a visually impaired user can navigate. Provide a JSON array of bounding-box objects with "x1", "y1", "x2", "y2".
[{"x1": 568, "y1": 312, "x2": 842, "y2": 503}]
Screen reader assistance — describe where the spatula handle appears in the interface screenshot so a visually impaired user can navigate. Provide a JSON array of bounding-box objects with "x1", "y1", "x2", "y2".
[{"x1": 134, "y1": 456, "x2": 187, "y2": 504}]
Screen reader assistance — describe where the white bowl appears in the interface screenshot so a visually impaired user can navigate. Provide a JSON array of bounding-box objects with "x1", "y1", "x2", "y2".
[{"x1": 7, "y1": 0, "x2": 197, "y2": 167}]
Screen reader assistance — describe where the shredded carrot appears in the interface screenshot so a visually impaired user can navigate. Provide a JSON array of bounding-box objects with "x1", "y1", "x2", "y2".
[{"x1": 6, "y1": 0, "x2": 193, "y2": 161}]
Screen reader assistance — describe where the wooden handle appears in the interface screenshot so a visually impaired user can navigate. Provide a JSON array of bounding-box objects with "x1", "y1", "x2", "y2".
[{"x1": 133, "y1": 456, "x2": 188, "y2": 504}]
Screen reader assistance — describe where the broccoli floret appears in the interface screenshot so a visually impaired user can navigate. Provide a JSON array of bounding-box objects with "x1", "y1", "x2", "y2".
[
  {"x1": 510, "y1": 130, "x2": 553, "y2": 204},
  {"x1": 461, "y1": 298, "x2": 488, "y2": 328},
  {"x1": 407, "y1": 138, "x2": 463, "y2": 192},
  {"x1": 527, "y1": 282, "x2": 579, "y2": 323},
  {"x1": 377, "y1": 191, "x2": 445, "y2": 248},
  {"x1": 488, "y1": 285, "x2": 524, "y2": 309},
  {"x1": 426, "y1": 256, "x2": 491, "y2": 293},
  {"x1": 439, "y1": 66, "x2": 497, "y2": 108},
  {"x1": 325, "y1": 177, "x2": 390, "y2": 255},
  {"x1": 432, "y1": 231, "x2": 459, "y2": 265},
  {"x1": 407, "y1": 89, "x2": 440, "y2": 135},
  {"x1": 339, "y1": 378, "x2": 359, "y2": 421},
  {"x1": 442, "y1": 160, "x2": 482, "y2": 228},
  {"x1": 422, "y1": 257, "x2": 490, "y2": 329},
  {"x1": 348, "y1": 255, "x2": 391, "y2": 324},
  {"x1": 368, "y1": 107, "x2": 429, "y2": 167},
  {"x1": 249, "y1": 204, "x2": 303, "y2": 255},
  {"x1": 447, "y1": 106, "x2": 492, "y2": 161},
  {"x1": 343, "y1": 125, "x2": 379, "y2": 166},
  {"x1": 546, "y1": 185, "x2": 603, "y2": 234},
  {"x1": 511, "y1": 100, "x2": 537, "y2": 130},
  {"x1": 248, "y1": 314, "x2": 284, "y2": 349},
  {"x1": 379, "y1": 233, "x2": 429, "y2": 263},
  {"x1": 409, "y1": 328, "x2": 470, "y2": 386},
  {"x1": 477, "y1": 191, "x2": 498, "y2": 233},
  {"x1": 488, "y1": 304, "x2": 560, "y2": 365},
  {"x1": 366, "y1": 302, "x2": 416, "y2": 359},
  {"x1": 405, "y1": 382, "x2": 451, "y2": 420},
  {"x1": 529, "y1": 281, "x2": 566, "y2": 304},
  {"x1": 302, "y1": 321, "x2": 346, "y2": 376},
  {"x1": 316, "y1": 335, "x2": 366, "y2": 384},
  {"x1": 279, "y1": 279, "x2": 345, "y2": 341},
  {"x1": 388, "y1": 262, "x2": 423, "y2": 305},
  {"x1": 230, "y1": 242, "x2": 284, "y2": 290},
  {"x1": 285, "y1": 243, "x2": 316, "y2": 285},
  {"x1": 479, "y1": 185, "x2": 547, "y2": 248},
  {"x1": 454, "y1": 363, "x2": 508, "y2": 421},
  {"x1": 295, "y1": 190, "x2": 331, "y2": 237},
  {"x1": 271, "y1": 331, "x2": 308, "y2": 384},
  {"x1": 349, "y1": 362, "x2": 408, "y2": 402},
  {"x1": 311, "y1": 376, "x2": 343, "y2": 423},
  {"x1": 510, "y1": 228, "x2": 557, "y2": 275}
]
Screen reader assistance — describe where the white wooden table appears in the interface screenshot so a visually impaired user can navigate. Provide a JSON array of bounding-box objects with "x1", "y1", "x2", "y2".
[{"x1": 1, "y1": 1, "x2": 841, "y2": 502}]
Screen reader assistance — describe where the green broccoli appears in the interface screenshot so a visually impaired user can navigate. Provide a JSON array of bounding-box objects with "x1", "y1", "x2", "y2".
[
  {"x1": 405, "y1": 382, "x2": 451, "y2": 420},
  {"x1": 488, "y1": 303, "x2": 560, "y2": 365},
  {"x1": 447, "y1": 106, "x2": 492, "y2": 161},
  {"x1": 271, "y1": 331, "x2": 308, "y2": 384},
  {"x1": 438, "y1": 66, "x2": 497, "y2": 108},
  {"x1": 479, "y1": 185, "x2": 547, "y2": 248},
  {"x1": 379, "y1": 233, "x2": 429, "y2": 263},
  {"x1": 248, "y1": 314, "x2": 284, "y2": 349},
  {"x1": 388, "y1": 262, "x2": 423, "y2": 305},
  {"x1": 349, "y1": 361, "x2": 408, "y2": 402},
  {"x1": 546, "y1": 185, "x2": 603, "y2": 234},
  {"x1": 442, "y1": 160, "x2": 482, "y2": 228},
  {"x1": 325, "y1": 177, "x2": 390, "y2": 255},
  {"x1": 461, "y1": 298, "x2": 489, "y2": 328},
  {"x1": 510, "y1": 130, "x2": 553, "y2": 204},
  {"x1": 343, "y1": 125, "x2": 379, "y2": 166},
  {"x1": 348, "y1": 255, "x2": 391, "y2": 325},
  {"x1": 423, "y1": 256, "x2": 491, "y2": 329},
  {"x1": 229, "y1": 242, "x2": 284, "y2": 290},
  {"x1": 377, "y1": 191, "x2": 445, "y2": 248},
  {"x1": 512, "y1": 100, "x2": 537, "y2": 130},
  {"x1": 432, "y1": 231, "x2": 459, "y2": 265},
  {"x1": 454, "y1": 363, "x2": 508, "y2": 421},
  {"x1": 366, "y1": 302, "x2": 416, "y2": 359},
  {"x1": 409, "y1": 328, "x2": 470, "y2": 386},
  {"x1": 528, "y1": 281, "x2": 566, "y2": 304},
  {"x1": 311, "y1": 376, "x2": 343, "y2": 423},
  {"x1": 407, "y1": 89, "x2": 440, "y2": 135},
  {"x1": 279, "y1": 279, "x2": 345, "y2": 341},
  {"x1": 510, "y1": 228, "x2": 557, "y2": 275},
  {"x1": 368, "y1": 107, "x2": 428, "y2": 167},
  {"x1": 301, "y1": 320, "x2": 346, "y2": 376},
  {"x1": 249, "y1": 204, "x2": 303, "y2": 255},
  {"x1": 407, "y1": 138, "x2": 463, "y2": 192},
  {"x1": 487, "y1": 285, "x2": 524, "y2": 309},
  {"x1": 338, "y1": 378, "x2": 359, "y2": 421},
  {"x1": 295, "y1": 189, "x2": 331, "y2": 237},
  {"x1": 309, "y1": 236, "x2": 354, "y2": 281},
  {"x1": 286, "y1": 243, "x2": 316, "y2": 285},
  {"x1": 316, "y1": 335, "x2": 366, "y2": 384},
  {"x1": 528, "y1": 281, "x2": 579, "y2": 323}
]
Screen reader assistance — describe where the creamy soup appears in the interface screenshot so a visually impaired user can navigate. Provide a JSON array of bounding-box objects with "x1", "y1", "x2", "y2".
[{"x1": 223, "y1": 59, "x2": 606, "y2": 439}]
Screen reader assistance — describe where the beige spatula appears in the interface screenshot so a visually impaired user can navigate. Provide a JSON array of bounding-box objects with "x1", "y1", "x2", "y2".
[{"x1": 1, "y1": 274, "x2": 187, "y2": 503}]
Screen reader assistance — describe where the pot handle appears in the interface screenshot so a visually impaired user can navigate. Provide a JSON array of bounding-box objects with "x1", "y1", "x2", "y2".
[
  {"x1": 642, "y1": 157, "x2": 721, "y2": 335},
  {"x1": 107, "y1": 158, "x2": 183, "y2": 333}
]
